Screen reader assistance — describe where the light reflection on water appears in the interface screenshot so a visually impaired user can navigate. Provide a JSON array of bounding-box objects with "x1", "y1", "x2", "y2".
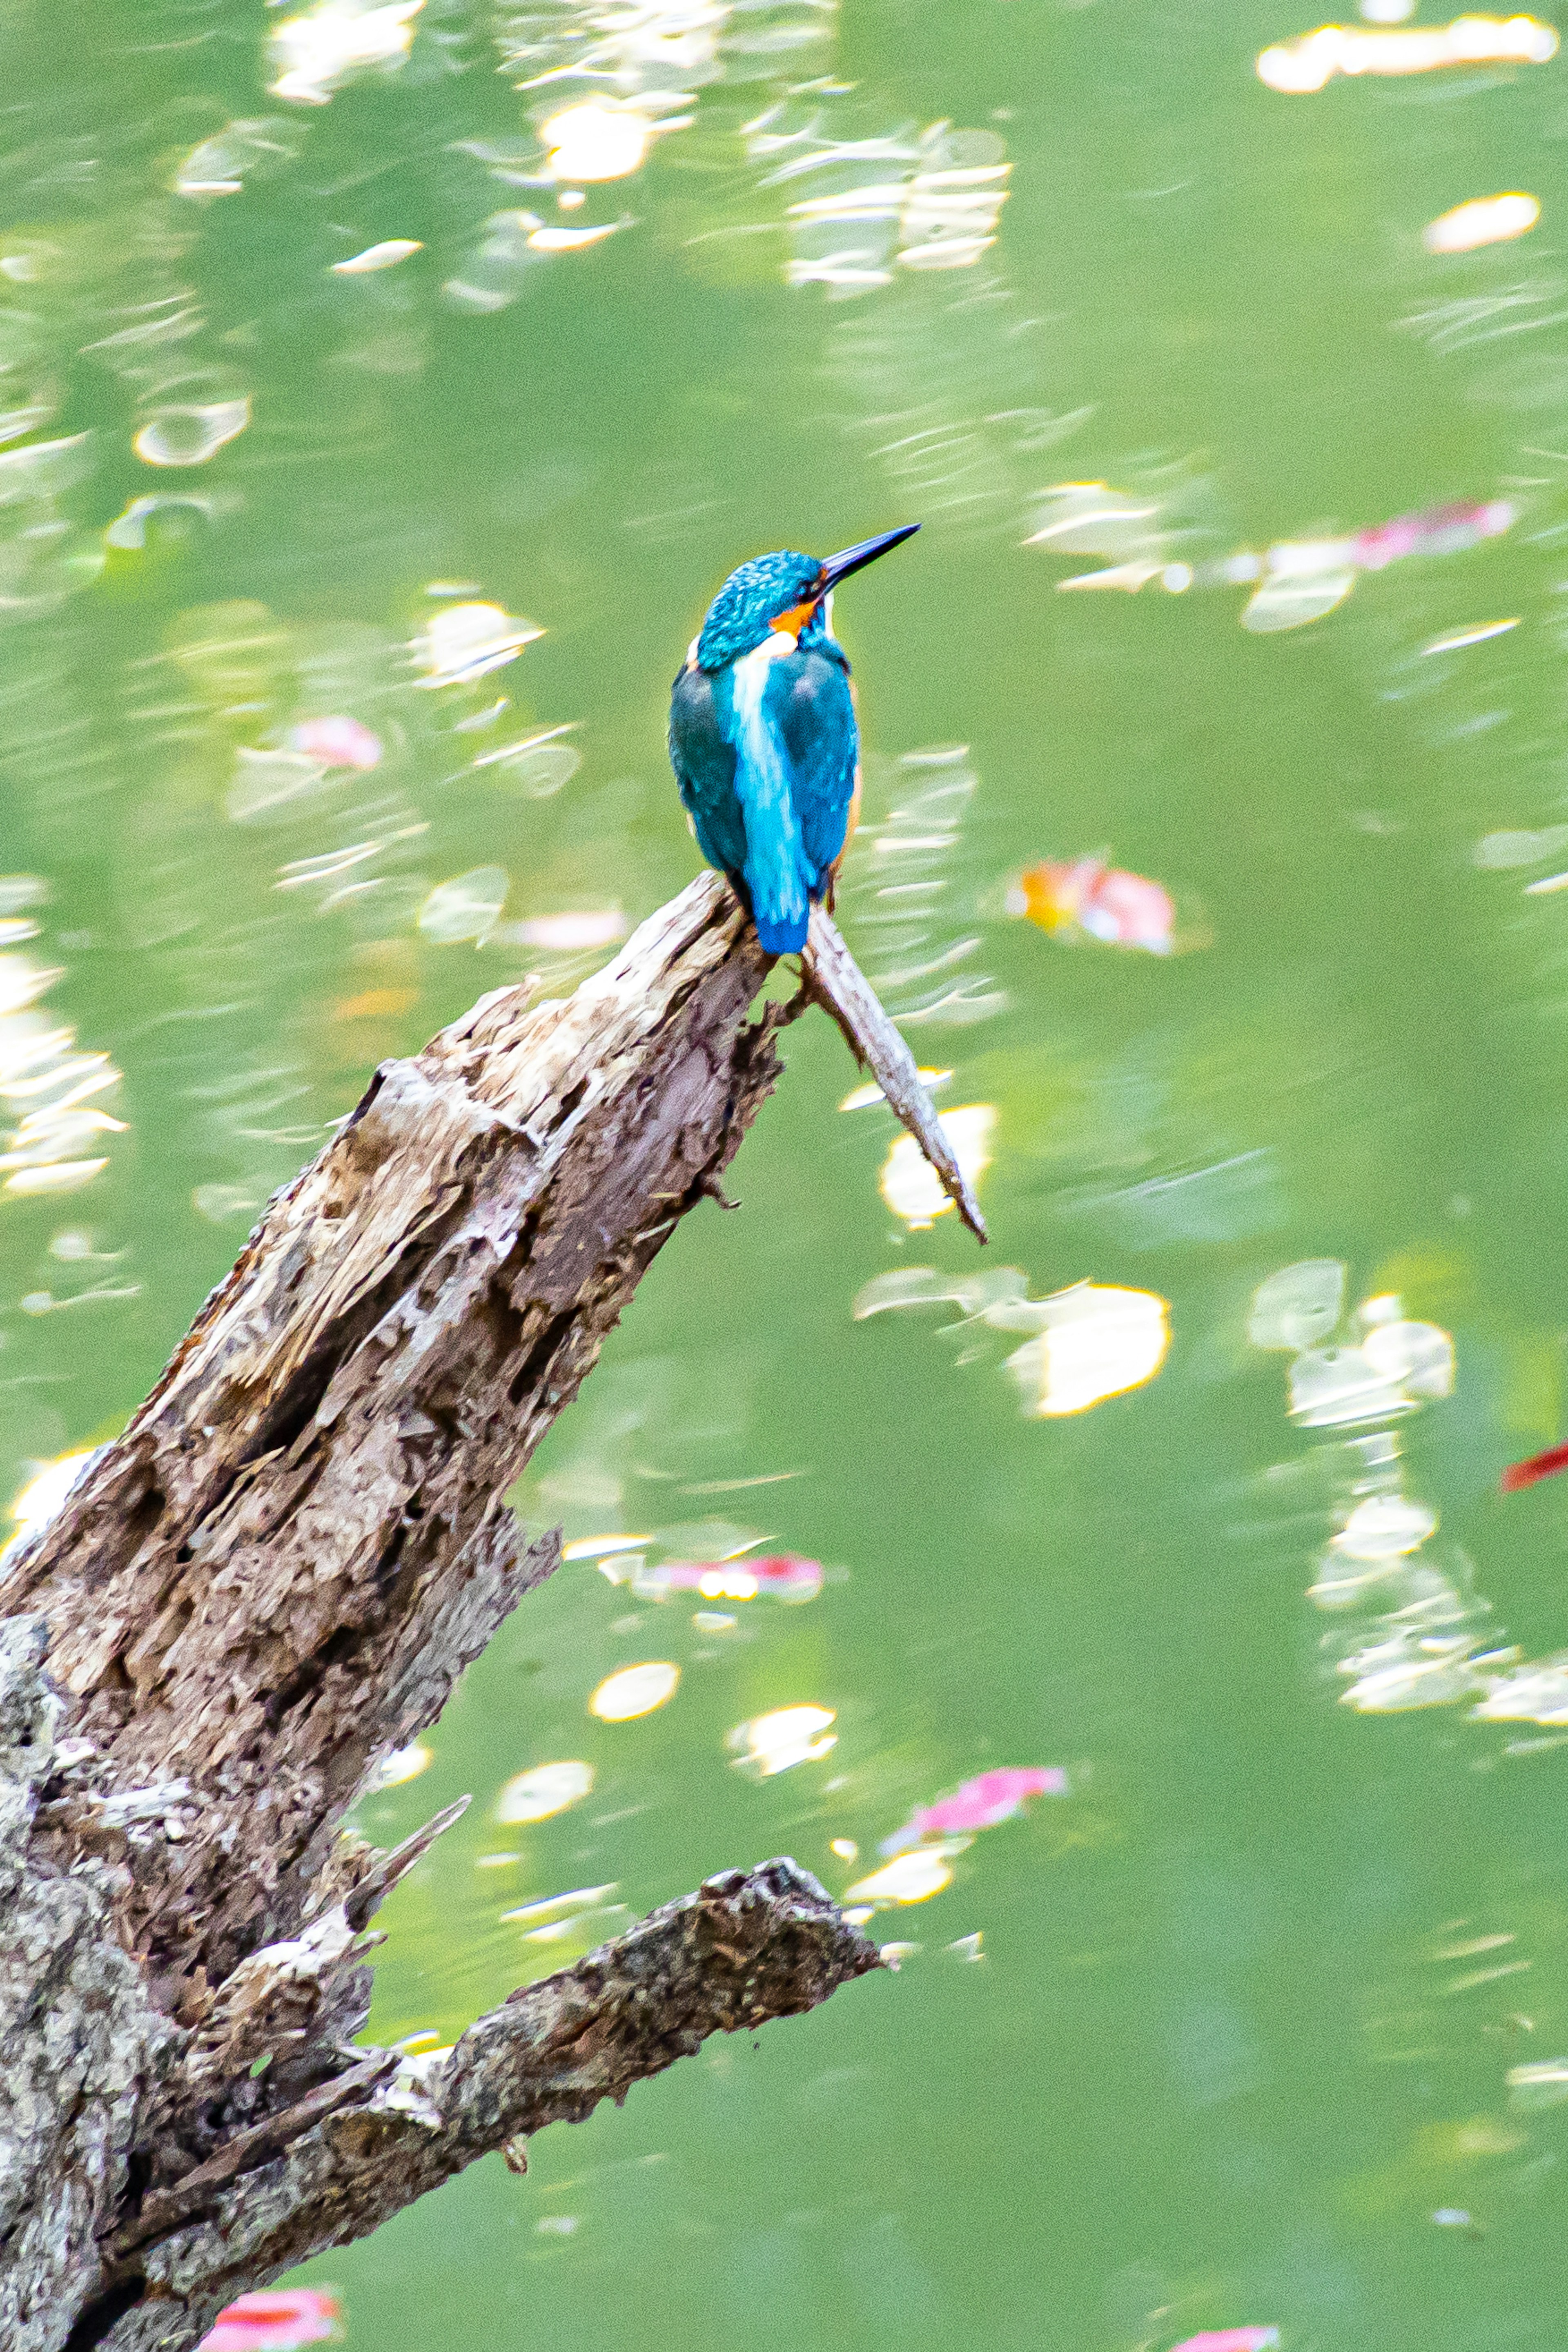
[{"x1": 15, "y1": 0, "x2": 1568, "y2": 2344}]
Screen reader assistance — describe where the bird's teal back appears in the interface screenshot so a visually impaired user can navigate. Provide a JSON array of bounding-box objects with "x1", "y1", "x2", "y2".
[{"x1": 669, "y1": 633, "x2": 857, "y2": 954}]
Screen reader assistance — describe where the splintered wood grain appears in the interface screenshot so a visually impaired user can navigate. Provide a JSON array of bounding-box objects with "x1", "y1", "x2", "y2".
[{"x1": 0, "y1": 872, "x2": 780, "y2": 1984}]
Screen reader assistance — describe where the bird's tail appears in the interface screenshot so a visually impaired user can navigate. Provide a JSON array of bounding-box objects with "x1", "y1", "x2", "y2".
[{"x1": 754, "y1": 908, "x2": 809, "y2": 956}]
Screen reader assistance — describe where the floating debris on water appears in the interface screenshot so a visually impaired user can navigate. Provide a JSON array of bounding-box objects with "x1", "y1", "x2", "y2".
[
  {"x1": 844, "y1": 1848, "x2": 957, "y2": 1906},
  {"x1": 589, "y1": 1661, "x2": 679, "y2": 1721},
  {"x1": 288, "y1": 716, "x2": 382, "y2": 770},
  {"x1": 1170, "y1": 2333, "x2": 1280, "y2": 2352},
  {"x1": 1030, "y1": 482, "x2": 1515, "y2": 631},
  {"x1": 198, "y1": 2288, "x2": 343, "y2": 2350},
  {"x1": 633, "y1": 1554, "x2": 824, "y2": 1604},
  {"x1": 1425, "y1": 194, "x2": 1539, "y2": 254},
  {"x1": 1008, "y1": 858, "x2": 1175, "y2": 954},
  {"x1": 494, "y1": 1760, "x2": 595, "y2": 1823},
  {"x1": 880, "y1": 1767, "x2": 1068, "y2": 1855},
  {"x1": 1258, "y1": 14, "x2": 1556, "y2": 91},
  {"x1": 1501, "y1": 1440, "x2": 1568, "y2": 1494},
  {"x1": 855, "y1": 1264, "x2": 1170, "y2": 1416},
  {"x1": 1007, "y1": 1282, "x2": 1170, "y2": 1416},
  {"x1": 728, "y1": 1703, "x2": 837, "y2": 1776}
]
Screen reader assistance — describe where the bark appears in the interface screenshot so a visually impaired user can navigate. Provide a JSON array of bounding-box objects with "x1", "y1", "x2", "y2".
[{"x1": 0, "y1": 874, "x2": 939, "y2": 2352}]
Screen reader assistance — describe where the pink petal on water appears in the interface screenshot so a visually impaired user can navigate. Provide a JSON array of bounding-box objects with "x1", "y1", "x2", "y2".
[
  {"x1": 288, "y1": 716, "x2": 381, "y2": 771},
  {"x1": 198, "y1": 2289, "x2": 342, "y2": 2352},
  {"x1": 1171, "y1": 2330, "x2": 1280, "y2": 2352},
  {"x1": 910, "y1": 1766, "x2": 1069, "y2": 1836},
  {"x1": 749, "y1": 1553, "x2": 825, "y2": 1597},
  {"x1": 1081, "y1": 866, "x2": 1175, "y2": 952}
]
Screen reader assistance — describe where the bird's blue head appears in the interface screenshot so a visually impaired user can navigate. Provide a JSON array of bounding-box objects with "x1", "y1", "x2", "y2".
[{"x1": 694, "y1": 524, "x2": 919, "y2": 672}]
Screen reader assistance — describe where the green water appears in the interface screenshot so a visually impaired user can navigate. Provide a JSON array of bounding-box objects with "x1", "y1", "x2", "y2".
[{"x1": 10, "y1": 0, "x2": 1568, "y2": 2342}]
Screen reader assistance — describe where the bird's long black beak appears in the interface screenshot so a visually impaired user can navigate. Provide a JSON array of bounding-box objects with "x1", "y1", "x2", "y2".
[{"x1": 817, "y1": 523, "x2": 920, "y2": 594}]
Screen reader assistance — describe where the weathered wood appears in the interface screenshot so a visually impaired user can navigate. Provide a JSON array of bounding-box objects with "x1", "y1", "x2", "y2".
[
  {"x1": 0, "y1": 872, "x2": 924, "y2": 2352},
  {"x1": 0, "y1": 871, "x2": 781, "y2": 1991},
  {"x1": 803, "y1": 904, "x2": 988, "y2": 1242}
]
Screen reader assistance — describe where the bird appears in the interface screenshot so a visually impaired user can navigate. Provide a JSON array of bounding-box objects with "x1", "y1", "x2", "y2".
[{"x1": 668, "y1": 524, "x2": 919, "y2": 955}]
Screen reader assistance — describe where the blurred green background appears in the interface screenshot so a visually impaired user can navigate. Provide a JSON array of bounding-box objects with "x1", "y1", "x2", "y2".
[{"x1": 7, "y1": 0, "x2": 1568, "y2": 2343}]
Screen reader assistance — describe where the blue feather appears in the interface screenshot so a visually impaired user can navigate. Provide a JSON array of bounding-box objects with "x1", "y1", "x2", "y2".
[
  {"x1": 670, "y1": 640, "x2": 857, "y2": 955},
  {"x1": 671, "y1": 543, "x2": 885, "y2": 956}
]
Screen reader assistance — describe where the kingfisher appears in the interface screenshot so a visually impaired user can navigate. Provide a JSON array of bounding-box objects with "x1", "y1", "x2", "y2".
[{"x1": 668, "y1": 524, "x2": 920, "y2": 955}]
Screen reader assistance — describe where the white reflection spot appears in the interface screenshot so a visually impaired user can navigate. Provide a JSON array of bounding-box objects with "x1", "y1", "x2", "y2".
[
  {"x1": 134, "y1": 399, "x2": 251, "y2": 468},
  {"x1": 845, "y1": 1849, "x2": 953, "y2": 1906},
  {"x1": 417, "y1": 868, "x2": 509, "y2": 945},
  {"x1": 493, "y1": 1759, "x2": 594, "y2": 1824},
  {"x1": 540, "y1": 102, "x2": 650, "y2": 184},
  {"x1": 728, "y1": 1703, "x2": 836, "y2": 1777},
  {"x1": 588, "y1": 1660, "x2": 679, "y2": 1721},
  {"x1": 879, "y1": 1104, "x2": 993, "y2": 1229}
]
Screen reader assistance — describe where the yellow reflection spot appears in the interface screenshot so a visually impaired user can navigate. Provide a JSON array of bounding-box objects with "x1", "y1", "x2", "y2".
[
  {"x1": 333, "y1": 986, "x2": 416, "y2": 1022},
  {"x1": 8, "y1": 1449, "x2": 95, "y2": 1540},
  {"x1": 494, "y1": 1759, "x2": 595, "y2": 1824},
  {"x1": 562, "y1": 1533, "x2": 653, "y2": 1561},
  {"x1": 830, "y1": 1837, "x2": 859, "y2": 1861},
  {"x1": 332, "y1": 239, "x2": 423, "y2": 273},
  {"x1": 1258, "y1": 15, "x2": 1557, "y2": 91},
  {"x1": 1006, "y1": 1282, "x2": 1169, "y2": 1417},
  {"x1": 1425, "y1": 192, "x2": 1539, "y2": 252},
  {"x1": 373, "y1": 1742, "x2": 432, "y2": 1788},
  {"x1": 729, "y1": 1704, "x2": 837, "y2": 1777},
  {"x1": 589, "y1": 1660, "x2": 679, "y2": 1721},
  {"x1": 540, "y1": 101, "x2": 650, "y2": 183},
  {"x1": 879, "y1": 1104, "x2": 994, "y2": 1229},
  {"x1": 846, "y1": 1850, "x2": 953, "y2": 1906}
]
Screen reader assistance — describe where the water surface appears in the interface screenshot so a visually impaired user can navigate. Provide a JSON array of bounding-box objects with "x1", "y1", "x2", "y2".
[{"x1": 7, "y1": 0, "x2": 1568, "y2": 2345}]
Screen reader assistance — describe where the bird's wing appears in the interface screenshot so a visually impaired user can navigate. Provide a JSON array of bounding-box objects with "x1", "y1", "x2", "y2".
[
  {"x1": 773, "y1": 647, "x2": 859, "y2": 887},
  {"x1": 668, "y1": 660, "x2": 747, "y2": 882}
]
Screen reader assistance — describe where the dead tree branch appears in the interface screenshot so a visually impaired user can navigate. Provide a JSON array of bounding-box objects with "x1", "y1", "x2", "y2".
[{"x1": 0, "y1": 873, "x2": 930, "y2": 2352}]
